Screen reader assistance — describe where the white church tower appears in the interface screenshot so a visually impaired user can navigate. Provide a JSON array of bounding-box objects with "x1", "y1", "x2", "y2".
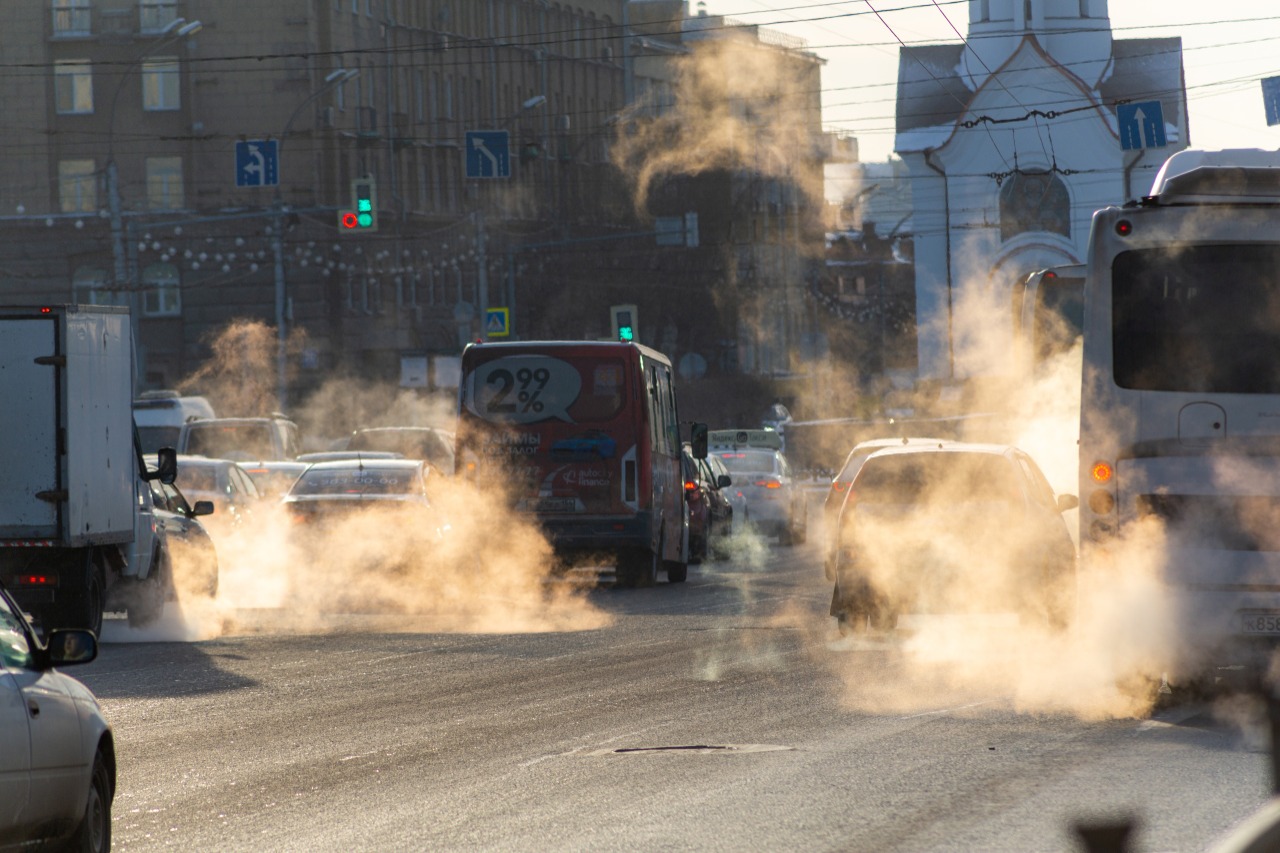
[{"x1": 894, "y1": 0, "x2": 1187, "y2": 382}]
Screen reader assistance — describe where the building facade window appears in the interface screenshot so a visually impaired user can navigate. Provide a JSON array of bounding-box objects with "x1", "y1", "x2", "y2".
[
  {"x1": 142, "y1": 263, "x2": 181, "y2": 316},
  {"x1": 55, "y1": 60, "x2": 93, "y2": 114},
  {"x1": 58, "y1": 159, "x2": 97, "y2": 212},
  {"x1": 999, "y1": 170, "x2": 1071, "y2": 241},
  {"x1": 52, "y1": 0, "x2": 92, "y2": 36},
  {"x1": 138, "y1": 0, "x2": 178, "y2": 33},
  {"x1": 141, "y1": 58, "x2": 180, "y2": 110},
  {"x1": 146, "y1": 156, "x2": 184, "y2": 209},
  {"x1": 72, "y1": 266, "x2": 121, "y2": 305}
]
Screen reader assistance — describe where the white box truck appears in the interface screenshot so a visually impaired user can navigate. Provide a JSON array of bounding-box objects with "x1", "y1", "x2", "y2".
[{"x1": 0, "y1": 304, "x2": 176, "y2": 633}]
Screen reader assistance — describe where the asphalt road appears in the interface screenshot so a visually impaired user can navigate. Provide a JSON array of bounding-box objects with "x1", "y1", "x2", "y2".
[{"x1": 75, "y1": 534, "x2": 1274, "y2": 853}]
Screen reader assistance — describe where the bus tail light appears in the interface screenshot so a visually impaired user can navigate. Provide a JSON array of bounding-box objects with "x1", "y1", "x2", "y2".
[
  {"x1": 1090, "y1": 461, "x2": 1114, "y2": 484},
  {"x1": 1088, "y1": 490, "x2": 1116, "y2": 515}
]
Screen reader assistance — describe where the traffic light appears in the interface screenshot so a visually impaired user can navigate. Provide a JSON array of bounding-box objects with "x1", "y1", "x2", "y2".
[
  {"x1": 338, "y1": 177, "x2": 378, "y2": 232},
  {"x1": 611, "y1": 304, "x2": 637, "y2": 342}
]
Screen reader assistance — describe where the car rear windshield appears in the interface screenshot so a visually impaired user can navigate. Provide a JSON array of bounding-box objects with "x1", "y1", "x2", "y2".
[
  {"x1": 854, "y1": 453, "x2": 1018, "y2": 504},
  {"x1": 138, "y1": 425, "x2": 181, "y2": 455},
  {"x1": 292, "y1": 467, "x2": 422, "y2": 496},
  {"x1": 348, "y1": 429, "x2": 455, "y2": 470},
  {"x1": 716, "y1": 450, "x2": 778, "y2": 474},
  {"x1": 178, "y1": 466, "x2": 220, "y2": 493}
]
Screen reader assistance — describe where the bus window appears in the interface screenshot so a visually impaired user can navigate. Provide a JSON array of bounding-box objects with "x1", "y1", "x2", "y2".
[{"x1": 1112, "y1": 244, "x2": 1280, "y2": 393}]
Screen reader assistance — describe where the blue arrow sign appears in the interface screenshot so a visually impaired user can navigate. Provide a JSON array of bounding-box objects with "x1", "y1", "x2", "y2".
[
  {"x1": 465, "y1": 131, "x2": 510, "y2": 179},
  {"x1": 1117, "y1": 101, "x2": 1167, "y2": 151},
  {"x1": 235, "y1": 139, "x2": 279, "y2": 187},
  {"x1": 1263, "y1": 77, "x2": 1280, "y2": 127}
]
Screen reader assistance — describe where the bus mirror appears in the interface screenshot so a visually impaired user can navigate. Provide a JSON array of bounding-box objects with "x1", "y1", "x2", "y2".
[{"x1": 690, "y1": 423, "x2": 708, "y2": 459}]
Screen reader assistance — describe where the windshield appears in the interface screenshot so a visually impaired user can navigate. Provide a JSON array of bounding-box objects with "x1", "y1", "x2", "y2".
[
  {"x1": 715, "y1": 450, "x2": 778, "y2": 474},
  {"x1": 854, "y1": 453, "x2": 1018, "y2": 505},
  {"x1": 348, "y1": 429, "x2": 455, "y2": 471},
  {"x1": 291, "y1": 467, "x2": 423, "y2": 496},
  {"x1": 138, "y1": 425, "x2": 181, "y2": 455},
  {"x1": 184, "y1": 424, "x2": 276, "y2": 461},
  {"x1": 1033, "y1": 276, "x2": 1084, "y2": 363},
  {"x1": 1113, "y1": 244, "x2": 1280, "y2": 392}
]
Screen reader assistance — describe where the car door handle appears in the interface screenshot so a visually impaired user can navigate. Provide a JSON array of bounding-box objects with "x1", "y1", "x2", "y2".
[{"x1": 27, "y1": 699, "x2": 39, "y2": 718}]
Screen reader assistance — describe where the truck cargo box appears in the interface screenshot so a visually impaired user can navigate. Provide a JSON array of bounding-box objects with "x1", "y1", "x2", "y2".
[{"x1": 0, "y1": 305, "x2": 135, "y2": 546}]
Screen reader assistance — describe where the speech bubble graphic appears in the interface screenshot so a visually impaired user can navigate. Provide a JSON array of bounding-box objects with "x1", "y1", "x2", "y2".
[{"x1": 466, "y1": 356, "x2": 582, "y2": 424}]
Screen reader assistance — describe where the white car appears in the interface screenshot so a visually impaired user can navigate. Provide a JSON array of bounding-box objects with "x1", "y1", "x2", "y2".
[
  {"x1": 0, "y1": 584, "x2": 113, "y2": 851},
  {"x1": 713, "y1": 446, "x2": 808, "y2": 545}
]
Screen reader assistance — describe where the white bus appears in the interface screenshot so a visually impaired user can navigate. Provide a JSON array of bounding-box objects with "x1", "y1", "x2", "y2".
[{"x1": 1079, "y1": 148, "x2": 1280, "y2": 659}]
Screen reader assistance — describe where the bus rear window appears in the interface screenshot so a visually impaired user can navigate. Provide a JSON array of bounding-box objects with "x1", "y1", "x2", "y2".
[
  {"x1": 463, "y1": 355, "x2": 626, "y2": 424},
  {"x1": 1113, "y1": 244, "x2": 1280, "y2": 393}
]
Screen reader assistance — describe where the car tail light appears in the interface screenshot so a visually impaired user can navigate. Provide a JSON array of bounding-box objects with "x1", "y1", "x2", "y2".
[
  {"x1": 755, "y1": 479, "x2": 781, "y2": 489},
  {"x1": 13, "y1": 573, "x2": 57, "y2": 587},
  {"x1": 831, "y1": 482, "x2": 847, "y2": 493},
  {"x1": 685, "y1": 480, "x2": 699, "y2": 492}
]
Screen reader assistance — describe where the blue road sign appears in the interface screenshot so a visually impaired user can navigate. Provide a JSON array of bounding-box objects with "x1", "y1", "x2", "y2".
[
  {"x1": 235, "y1": 139, "x2": 279, "y2": 187},
  {"x1": 1263, "y1": 77, "x2": 1280, "y2": 127},
  {"x1": 485, "y1": 307, "x2": 510, "y2": 338},
  {"x1": 465, "y1": 131, "x2": 510, "y2": 179},
  {"x1": 1117, "y1": 101, "x2": 1167, "y2": 151}
]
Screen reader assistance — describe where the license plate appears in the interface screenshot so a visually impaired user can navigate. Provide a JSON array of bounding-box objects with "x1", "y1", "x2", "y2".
[
  {"x1": 521, "y1": 498, "x2": 578, "y2": 513},
  {"x1": 1240, "y1": 612, "x2": 1280, "y2": 635}
]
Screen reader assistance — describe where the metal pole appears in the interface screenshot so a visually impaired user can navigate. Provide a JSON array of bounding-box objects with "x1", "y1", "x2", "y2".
[
  {"x1": 273, "y1": 209, "x2": 287, "y2": 411},
  {"x1": 476, "y1": 210, "x2": 488, "y2": 341}
]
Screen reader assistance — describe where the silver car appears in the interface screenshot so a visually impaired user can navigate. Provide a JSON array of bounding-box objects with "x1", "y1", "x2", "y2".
[{"x1": 0, "y1": 584, "x2": 113, "y2": 852}]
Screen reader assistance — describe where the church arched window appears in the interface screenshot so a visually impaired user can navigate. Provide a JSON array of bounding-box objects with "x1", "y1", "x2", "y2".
[{"x1": 999, "y1": 170, "x2": 1071, "y2": 242}]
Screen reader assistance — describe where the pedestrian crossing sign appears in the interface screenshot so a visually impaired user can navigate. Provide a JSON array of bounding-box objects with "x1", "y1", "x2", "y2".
[{"x1": 485, "y1": 307, "x2": 510, "y2": 338}]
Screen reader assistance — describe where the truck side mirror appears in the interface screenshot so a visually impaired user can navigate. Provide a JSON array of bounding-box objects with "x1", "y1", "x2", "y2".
[
  {"x1": 154, "y1": 447, "x2": 178, "y2": 485},
  {"x1": 690, "y1": 423, "x2": 708, "y2": 459}
]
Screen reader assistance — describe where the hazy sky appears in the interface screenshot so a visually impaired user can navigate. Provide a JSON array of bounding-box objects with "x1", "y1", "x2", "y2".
[{"x1": 702, "y1": 0, "x2": 1280, "y2": 162}]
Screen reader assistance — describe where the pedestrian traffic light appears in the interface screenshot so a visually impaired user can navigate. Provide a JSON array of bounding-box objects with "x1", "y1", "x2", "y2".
[
  {"x1": 611, "y1": 304, "x2": 637, "y2": 342},
  {"x1": 339, "y1": 177, "x2": 378, "y2": 232}
]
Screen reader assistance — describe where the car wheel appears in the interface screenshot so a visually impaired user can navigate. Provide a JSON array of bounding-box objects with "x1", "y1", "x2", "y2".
[{"x1": 65, "y1": 749, "x2": 112, "y2": 853}]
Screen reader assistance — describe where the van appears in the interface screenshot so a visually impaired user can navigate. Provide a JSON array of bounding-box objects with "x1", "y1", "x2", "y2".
[
  {"x1": 178, "y1": 415, "x2": 301, "y2": 461},
  {"x1": 133, "y1": 390, "x2": 217, "y2": 454}
]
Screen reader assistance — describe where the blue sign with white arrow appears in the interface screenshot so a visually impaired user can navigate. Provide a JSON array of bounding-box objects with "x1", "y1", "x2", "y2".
[
  {"x1": 465, "y1": 131, "x2": 510, "y2": 179},
  {"x1": 1117, "y1": 101, "x2": 1167, "y2": 151},
  {"x1": 235, "y1": 139, "x2": 279, "y2": 187},
  {"x1": 1263, "y1": 77, "x2": 1280, "y2": 127}
]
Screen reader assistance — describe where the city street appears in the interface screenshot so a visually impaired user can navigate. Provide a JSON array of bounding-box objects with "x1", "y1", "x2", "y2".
[{"x1": 80, "y1": 533, "x2": 1272, "y2": 853}]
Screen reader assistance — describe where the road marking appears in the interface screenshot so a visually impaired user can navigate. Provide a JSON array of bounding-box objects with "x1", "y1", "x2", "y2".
[{"x1": 901, "y1": 700, "x2": 994, "y2": 720}]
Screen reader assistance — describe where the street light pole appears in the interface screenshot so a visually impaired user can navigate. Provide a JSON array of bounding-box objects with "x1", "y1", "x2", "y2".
[{"x1": 271, "y1": 68, "x2": 358, "y2": 411}]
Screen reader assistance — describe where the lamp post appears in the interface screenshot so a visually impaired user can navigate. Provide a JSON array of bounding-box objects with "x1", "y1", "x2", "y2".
[
  {"x1": 271, "y1": 68, "x2": 358, "y2": 411},
  {"x1": 106, "y1": 18, "x2": 202, "y2": 298}
]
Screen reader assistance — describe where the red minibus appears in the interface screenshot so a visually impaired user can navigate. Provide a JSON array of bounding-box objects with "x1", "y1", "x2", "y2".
[{"x1": 456, "y1": 340, "x2": 702, "y2": 585}]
